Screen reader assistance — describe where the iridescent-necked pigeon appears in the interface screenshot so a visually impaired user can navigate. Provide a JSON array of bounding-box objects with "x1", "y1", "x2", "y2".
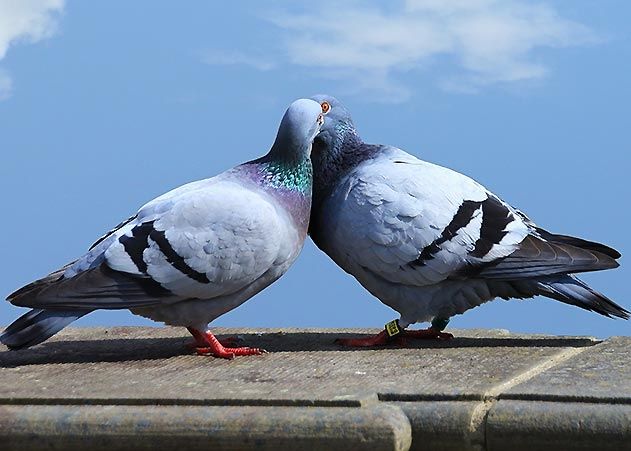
[{"x1": 1, "y1": 98, "x2": 326, "y2": 358}]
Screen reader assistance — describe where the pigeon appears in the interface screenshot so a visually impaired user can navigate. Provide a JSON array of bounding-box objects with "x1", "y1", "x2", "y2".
[
  {"x1": 309, "y1": 94, "x2": 628, "y2": 347},
  {"x1": 1, "y1": 98, "x2": 326, "y2": 358}
]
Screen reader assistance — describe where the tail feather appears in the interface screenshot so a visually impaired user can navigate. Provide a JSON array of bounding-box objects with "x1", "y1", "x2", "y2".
[
  {"x1": 7, "y1": 266, "x2": 68, "y2": 301},
  {"x1": 535, "y1": 227, "x2": 621, "y2": 259},
  {"x1": 477, "y1": 233, "x2": 620, "y2": 280},
  {"x1": 537, "y1": 275, "x2": 629, "y2": 319},
  {"x1": 0, "y1": 308, "x2": 89, "y2": 350}
]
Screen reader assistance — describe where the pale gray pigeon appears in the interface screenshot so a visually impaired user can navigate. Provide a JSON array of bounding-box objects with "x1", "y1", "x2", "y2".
[
  {"x1": 1, "y1": 98, "x2": 325, "y2": 358},
  {"x1": 309, "y1": 95, "x2": 627, "y2": 347}
]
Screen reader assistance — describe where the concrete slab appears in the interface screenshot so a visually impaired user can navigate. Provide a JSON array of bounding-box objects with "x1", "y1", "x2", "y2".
[
  {"x1": 487, "y1": 400, "x2": 631, "y2": 451},
  {"x1": 0, "y1": 327, "x2": 596, "y2": 405},
  {"x1": 393, "y1": 401, "x2": 483, "y2": 451},
  {"x1": 504, "y1": 336, "x2": 631, "y2": 403},
  {"x1": 1, "y1": 326, "x2": 627, "y2": 451},
  {"x1": 0, "y1": 404, "x2": 412, "y2": 451}
]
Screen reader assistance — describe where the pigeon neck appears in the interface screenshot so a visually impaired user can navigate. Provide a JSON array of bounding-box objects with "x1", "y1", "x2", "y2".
[
  {"x1": 311, "y1": 128, "x2": 371, "y2": 208},
  {"x1": 267, "y1": 144, "x2": 311, "y2": 167},
  {"x1": 268, "y1": 121, "x2": 314, "y2": 166},
  {"x1": 239, "y1": 153, "x2": 313, "y2": 235},
  {"x1": 255, "y1": 151, "x2": 313, "y2": 195}
]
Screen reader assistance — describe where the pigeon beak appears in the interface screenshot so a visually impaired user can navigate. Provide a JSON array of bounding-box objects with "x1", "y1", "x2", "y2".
[{"x1": 317, "y1": 113, "x2": 324, "y2": 127}]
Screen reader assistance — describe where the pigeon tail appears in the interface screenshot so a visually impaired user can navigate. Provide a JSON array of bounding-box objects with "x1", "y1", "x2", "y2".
[
  {"x1": 535, "y1": 227, "x2": 621, "y2": 259},
  {"x1": 474, "y1": 234, "x2": 620, "y2": 280},
  {"x1": 536, "y1": 275, "x2": 629, "y2": 319},
  {"x1": 0, "y1": 308, "x2": 89, "y2": 350},
  {"x1": 7, "y1": 267, "x2": 67, "y2": 301}
]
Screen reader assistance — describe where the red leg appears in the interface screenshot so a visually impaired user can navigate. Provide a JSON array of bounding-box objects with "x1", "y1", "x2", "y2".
[
  {"x1": 404, "y1": 328, "x2": 453, "y2": 340},
  {"x1": 335, "y1": 330, "x2": 407, "y2": 347},
  {"x1": 187, "y1": 327, "x2": 266, "y2": 359},
  {"x1": 335, "y1": 321, "x2": 453, "y2": 347}
]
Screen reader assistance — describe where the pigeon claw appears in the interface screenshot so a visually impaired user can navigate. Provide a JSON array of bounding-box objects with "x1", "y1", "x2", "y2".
[
  {"x1": 195, "y1": 345, "x2": 266, "y2": 360},
  {"x1": 335, "y1": 327, "x2": 454, "y2": 347},
  {"x1": 186, "y1": 327, "x2": 265, "y2": 359}
]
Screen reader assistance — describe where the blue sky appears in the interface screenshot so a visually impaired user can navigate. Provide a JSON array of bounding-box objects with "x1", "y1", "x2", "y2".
[{"x1": 1, "y1": 1, "x2": 629, "y2": 338}]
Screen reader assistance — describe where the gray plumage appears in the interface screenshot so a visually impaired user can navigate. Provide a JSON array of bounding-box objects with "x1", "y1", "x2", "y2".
[
  {"x1": 2, "y1": 98, "x2": 325, "y2": 350},
  {"x1": 309, "y1": 94, "x2": 627, "y2": 331}
]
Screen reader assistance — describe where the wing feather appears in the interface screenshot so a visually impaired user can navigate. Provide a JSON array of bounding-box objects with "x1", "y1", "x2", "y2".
[
  {"x1": 318, "y1": 149, "x2": 529, "y2": 287},
  {"x1": 8, "y1": 178, "x2": 286, "y2": 310},
  {"x1": 471, "y1": 235, "x2": 619, "y2": 280}
]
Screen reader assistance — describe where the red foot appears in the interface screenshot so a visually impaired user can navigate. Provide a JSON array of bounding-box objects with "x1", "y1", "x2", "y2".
[
  {"x1": 404, "y1": 328, "x2": 454, "y2": 341},
  {"x1": 335, "y1": 327, "x2": 453, "y2": 348},
  {"x1": 335, "y1": 330, "x2": 407, "y2": 347},
  {"x1": 187, "y1": 327, "x2": 266, "y2": 359}
]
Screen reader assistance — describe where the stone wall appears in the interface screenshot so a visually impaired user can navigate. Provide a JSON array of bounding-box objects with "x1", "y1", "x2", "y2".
[{"x1": 1, "y1": 327, "x2": 630, "y2": 450}]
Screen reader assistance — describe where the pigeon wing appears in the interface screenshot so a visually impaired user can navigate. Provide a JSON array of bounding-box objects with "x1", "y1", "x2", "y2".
[
  {"x1": 323, "y1": 148, "x2": 530, "y2": 287},
  {"x1": 8, "y1": 178, "x2": 285, "y2": 310}
]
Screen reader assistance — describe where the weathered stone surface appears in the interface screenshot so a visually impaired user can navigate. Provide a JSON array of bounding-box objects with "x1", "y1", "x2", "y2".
[
  {"x1": 393, "y1": 401, "x2": 483, "y2": 451},
  {"x1": 0, "y1": 326, "x2": 628, "y2": 451},
  {"x1": 503, "y1": 337, "x2": 631, "y2": 403},
  {"x1": 0, "y1": 327, "x2": 596, "y2": 404},
  {"x1": 487, "y1": 400, "x2": 631, "y2": 451},
  {"x1": 0, "y1": 404, "x2": 412, "y2": 451}
]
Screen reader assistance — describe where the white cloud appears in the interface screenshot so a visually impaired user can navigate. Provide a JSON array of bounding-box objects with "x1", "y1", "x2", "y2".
[
  {"x1": 201, "y1": 49, "x2": 275, "y2": 71},
  {"x1": 0, "y1": 0, "x2": 64, "y2": 100},
  {"x1": 266, "y1": 0, "x2": 598, "y2": 100}
]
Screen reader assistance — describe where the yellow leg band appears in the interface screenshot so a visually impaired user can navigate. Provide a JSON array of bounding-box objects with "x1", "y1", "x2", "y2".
[{"x1": 385, "y1": 320, "x2": 402, "y2": 337}]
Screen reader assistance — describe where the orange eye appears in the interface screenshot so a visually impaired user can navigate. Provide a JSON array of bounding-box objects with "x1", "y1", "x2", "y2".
[{"x1": 321, "y1": 101, "x2": 331, "y2": 114}]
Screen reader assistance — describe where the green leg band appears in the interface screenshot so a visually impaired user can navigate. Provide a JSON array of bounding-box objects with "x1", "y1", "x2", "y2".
[{"x1": 431, "y1": 317, "x2": 450, "y2": 331}]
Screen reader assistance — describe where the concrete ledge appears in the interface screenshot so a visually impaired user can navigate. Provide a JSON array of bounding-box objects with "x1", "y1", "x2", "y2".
[
  {"x1": 1, "y1": 327, "x2": 630, "y2": 450},
  {"x1": 394, "y1": 401, "x2": 484, "y2": 451},
  {"x1": 0, "y1": 404, "x2": 412, "y2": 451},
  {"x1": 487, "y1": 401, "x2": 631, "y2": 451}
]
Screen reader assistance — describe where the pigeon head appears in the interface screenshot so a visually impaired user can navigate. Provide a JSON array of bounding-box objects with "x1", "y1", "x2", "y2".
[
  {"x1": 269, "y1": 98, "x2": 325, "y2": 162},
  {"x1": 309, "y1": 95, "x2": 373, "y2": 206},
  {"x1": 310, "y1": 94, "x2": 359, "y2": 153}
]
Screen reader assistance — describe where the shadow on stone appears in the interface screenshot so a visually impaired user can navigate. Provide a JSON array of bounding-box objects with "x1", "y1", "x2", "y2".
[{"x1": 0, "y1": 332, "x2": 597, "y2": 367}]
